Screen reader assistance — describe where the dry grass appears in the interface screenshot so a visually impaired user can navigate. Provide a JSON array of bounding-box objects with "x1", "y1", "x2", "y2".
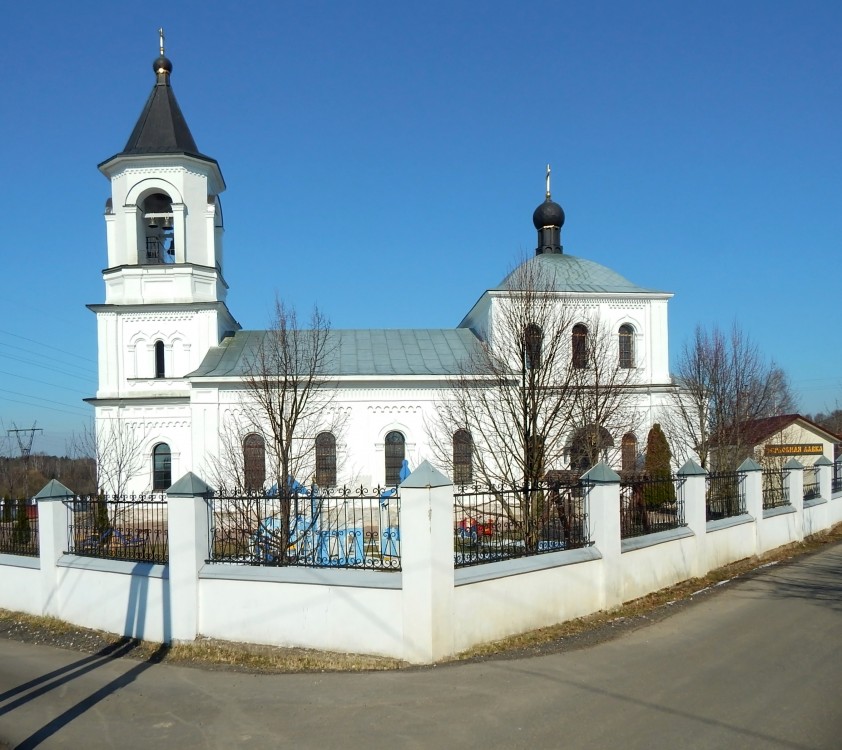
[
  {"x1": 144, "y1": 639, "x2": 406, "y2": 672},
  {"x1": 2, "y1": 524, "x2": 840, "y2": 672},
  {"x1": 0, "y1": 610, "x2": 406, "y2": 673}
]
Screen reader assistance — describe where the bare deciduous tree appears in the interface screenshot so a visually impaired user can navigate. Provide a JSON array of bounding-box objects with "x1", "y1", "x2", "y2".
[
  {"x1": 70, "y1": 419, "x2": 144, "y2": 497},
  {"x1": 428, "y1": 257, "x2": 643, "y2": 550},
  {"x1": 664, "y1": 324, "x2": 796, "y2": 470},
  {"x1": 242, "y1": 298, "x2": 342, "y2": 560},
  {"x1": 203, "y1": 411, "x2": 250, "y2": 492},
  {"x1": 567, "y1": 316, "x2": 642, "y2": 471},
  {"x1": 429, "y1": 258, "x2": 578, "y2": 489}
]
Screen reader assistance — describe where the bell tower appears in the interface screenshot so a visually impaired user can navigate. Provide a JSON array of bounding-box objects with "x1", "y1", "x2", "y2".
[
  {"x1": 97, "y1": 31, "x2": 230, "y2": 306},
  {"x1": 87, "y1": 33, "x2": 239, "y2": 492}
]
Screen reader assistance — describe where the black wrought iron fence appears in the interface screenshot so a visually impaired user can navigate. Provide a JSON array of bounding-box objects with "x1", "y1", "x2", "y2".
[
  {"x1": 706, "y1": 472, "x2": 744, "y2": 520},
  {"x1": 833, "y1": 463, "x2": 842, "y2": 494},
  {"x1": 206, "y1": 485, "x2": 401, "y2": 570},
  {"x1": 67, "y1": 495, "x2": 169, "y2": 565},
  {"x1": 803, "y1": 467, "x2": 820, "y2": 501},
  {"x1": 453, "y1": 481, "x2": 591, "y2": 568},
  {"x1": 0, "y1": 499, "x2": 39, "y2": 557},
  {"x1": 762, "y1": 470, "x2": 789, "y2": 510},
  {"x1": 619, "y1": 475, "x2": 684, "y2": 540}
]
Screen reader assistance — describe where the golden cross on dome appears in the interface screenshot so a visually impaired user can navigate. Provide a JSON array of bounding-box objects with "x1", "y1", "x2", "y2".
[{"x1": 159, "y1": 27, "x2": 165, "y2": 56}]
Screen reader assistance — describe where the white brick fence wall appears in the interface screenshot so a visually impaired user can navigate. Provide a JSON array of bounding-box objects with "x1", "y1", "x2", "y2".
[{"x1": 1, "y1": 458, "x2": 840, "y2": 664}]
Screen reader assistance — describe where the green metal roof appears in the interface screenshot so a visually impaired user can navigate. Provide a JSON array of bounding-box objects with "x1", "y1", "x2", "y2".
[
  {"x1": 496, "y1": 253, "x2": 668, "y2": 295},
  {"x1": 189, "y1": 328, "x2": 484, "y2": 379}
]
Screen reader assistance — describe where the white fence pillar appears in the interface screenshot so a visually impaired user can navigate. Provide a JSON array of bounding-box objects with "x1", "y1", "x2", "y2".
[
  {"x1": 737, "y1": 458, "x2": 764, "y2": 553},
  {"x1": 583, "y1": 463, "x2": 622, "y2": 610},
  {"x1": 399, "y1": 461, "x2": 455, "y2": 664},
  {"x1": 815, "y1": 456, "x2": 832, "y2": 504},
  {"x1": 166, "y1": 472, "x2": 213, "y2": 643},
  {"x1": 783, "y1": 458, "x2": 804, "y2": 543},
  {"x1": 33, "y1": 479, "x2": 74, "y2": 619},
  {"x1": 678, "y1": 460, "x2": 708, "y2": 577},
  {"x1": 831, "y1": 459, "x2": 842, "y2": 526}
]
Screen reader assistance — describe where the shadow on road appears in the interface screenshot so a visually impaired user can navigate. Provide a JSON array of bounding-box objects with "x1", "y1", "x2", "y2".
[
  {"x1": 0, "y1": 639, "x2": 169, "y2": 750},
  {"x1": 734, "y1": 550, "x2": 842, "y2": 613},
  {"x1": 503, "y1": 660, "x2": 818, "y2": 750}
]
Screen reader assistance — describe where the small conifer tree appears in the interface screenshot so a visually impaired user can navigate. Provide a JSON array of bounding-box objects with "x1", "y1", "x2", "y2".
[
  {"x1": 13, "y1": 500, "x2": 31, "y2": 548},
  {"x1": 644, "y1": 423, "x2": 676, "y2": 507},
  {"x1": 94, "y1": 494, "x2": 111, "y2": 543}
]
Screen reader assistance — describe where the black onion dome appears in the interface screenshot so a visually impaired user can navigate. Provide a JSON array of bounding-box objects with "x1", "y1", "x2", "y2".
[
  {"x1": 153, "y1": 55, "x2": 173, "y2": 75},
  {"x1": 532, "y1": 197, "x2": 565, "y2": 229}
]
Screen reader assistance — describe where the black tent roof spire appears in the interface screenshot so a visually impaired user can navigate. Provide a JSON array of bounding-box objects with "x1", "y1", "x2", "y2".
[
  {"x1": 114, "y1": 28, "x2": 213, "y2": 163},
  {"x1": 532, "y1": 164, "x2": 565, "y2": 255}
]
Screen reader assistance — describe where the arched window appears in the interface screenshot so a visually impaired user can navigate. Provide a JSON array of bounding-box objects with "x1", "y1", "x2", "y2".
[
  {"x1": 385, "y1": 431, "x2": 405, "y2": 486},
  {"x1": 523, "y1": 323, "x2": 542, "y2": 370},
  {"x1": 572, "y1": 324, "x2": 588, "y2": 369},
  {"x1": 453, "y1": 429, "x2": 473, "y2": 485},
  {"x1": 621, "y1": 432, "x2": 638, "y2": 474},
  {"x1": 315, "y1": 432, "x2": 337, "y2": 487},
  {"x1": 243, "y1": 434, "x2": 266, "y2": 491},
  {"x1": 154, "y1": 341, "x2": 165, "y2": 378},
  {"x1": 152, "y1": 443, "x2": 171, "y2": 491},
  {"x1": 569, "y1": 425, "x2": 613, "y2": 474},
  {"x1": 143, "y1": 192, "x2": 175, "y2": 264},
  {"x1": 619, "y1": 324, "x2": 634, "y2": 368}
]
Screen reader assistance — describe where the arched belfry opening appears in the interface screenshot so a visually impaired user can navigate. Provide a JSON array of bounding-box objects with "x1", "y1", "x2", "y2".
[{"x1": 142, "y1": 192, "x2": 176, "y2": 264}]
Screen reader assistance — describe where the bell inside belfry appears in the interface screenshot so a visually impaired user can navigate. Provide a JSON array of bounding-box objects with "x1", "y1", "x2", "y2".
[{"x1": 142, "y1": 192, "x2": 175, "y2": 263}]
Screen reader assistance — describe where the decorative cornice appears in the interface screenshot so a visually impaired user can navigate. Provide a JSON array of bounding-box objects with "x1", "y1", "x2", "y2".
[
  {"x1": 122, "y1": 312, "x2": 195, "y2": 323},
  {"x1": 367, "y1": 405, "x2": 423, "y2": 415}
]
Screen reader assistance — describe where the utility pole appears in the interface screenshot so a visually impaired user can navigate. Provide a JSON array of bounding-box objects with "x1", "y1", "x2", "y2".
[{"x1": 8, "y1": 423, "x2": 43, "y2": 498}]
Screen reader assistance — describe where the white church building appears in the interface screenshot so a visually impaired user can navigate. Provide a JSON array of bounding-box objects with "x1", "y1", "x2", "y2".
[{"x1": 88, "y1": 46, "x2": 676, "y2": 495}]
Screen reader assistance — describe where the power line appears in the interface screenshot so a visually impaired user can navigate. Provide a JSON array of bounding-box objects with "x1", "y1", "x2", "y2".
[
  {"x1": 0, "y1": 350, "x2": 95, "y2": 383},
  {"x1": 0, "y1": 329, "x2": 96, "y2": 364},
  {"x1": 0, "y1": 369, "x2": 92, "y2": 396},
  {"x1": 0, "y1": 395, "x2": 91, "y2": 419},
  {"x1": 0, "y1": 388, "x2": 91, "y2": 415}
]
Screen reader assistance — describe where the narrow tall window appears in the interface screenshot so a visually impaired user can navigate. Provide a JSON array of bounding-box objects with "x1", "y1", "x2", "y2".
[
  {"x1": 523, "y1": 323, "x2": 542, "y2": 370},
  {"x1": 243, "y1": 433, "x2": 266, "y2": 491},
  {"x1": 315, "y1": 432, "x2": 337, "y2": 487},
  {"x1": 154, "y1": 341, "x2": 165, "y2": 378},
  {"x1": 621, "y1": 432, "x2": 638, "y2": 474},
  {"x1": 385, "y1": 431, "x2": 405, "y2": 486},
  {"x1": 619, "y1": 324, "x2": 634, "y2": 368},
  {"x1": 453, "y1": 429, "x2": 473, "y2": 486},
  {"x1": 152, "y1": 443, "x2": 171, "y2": 491},
  {"x1": 572, "y1": 324, "x2": 588, "y2": 369}
]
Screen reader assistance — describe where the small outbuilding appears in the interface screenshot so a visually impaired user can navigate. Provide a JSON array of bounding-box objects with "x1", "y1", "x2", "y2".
[{"x1": 740, "y1": 414, "x2": 841, "y2": 468}]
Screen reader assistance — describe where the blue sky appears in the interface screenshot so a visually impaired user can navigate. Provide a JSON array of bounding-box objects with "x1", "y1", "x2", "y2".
[{"x1": 2, "y1": 1, "x2": 840, "y2": 456}]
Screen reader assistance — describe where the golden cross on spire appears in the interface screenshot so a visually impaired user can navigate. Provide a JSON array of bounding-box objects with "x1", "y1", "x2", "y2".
[
  {"x1": 545, "y1": 164, "x2": 552, "y2": 199},
  {"x1": 158, "y1": 27, "x2": 165, "y2": 56}
]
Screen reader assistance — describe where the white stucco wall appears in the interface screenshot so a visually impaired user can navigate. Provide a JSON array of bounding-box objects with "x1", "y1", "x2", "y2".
[
  {"x1": 803, "y1": 499, "x2": 829, "y2": 537},
  {"x1": 704, "y1": 517, "x2": 757, "y2": 571},
  {"x1": 54, "y1": 559, "x2": 170, "y2": 642},
  {"x1": 198, "y1": 572, "x2": 404, "y2": 658},
  {"x1": 452, "y1": 551, "x2": 603, "y2": 652},
  {"x1": 0, "y1": 556, "x2": 40, "y2": 615},
  {"x1": 620, "y1": 532, "x2": 698, "y2": 602}
]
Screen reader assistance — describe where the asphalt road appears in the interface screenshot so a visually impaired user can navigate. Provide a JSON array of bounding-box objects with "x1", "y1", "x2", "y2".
[{"x1": 1, "y1": 544, "x2": 841, "y2": 750}]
